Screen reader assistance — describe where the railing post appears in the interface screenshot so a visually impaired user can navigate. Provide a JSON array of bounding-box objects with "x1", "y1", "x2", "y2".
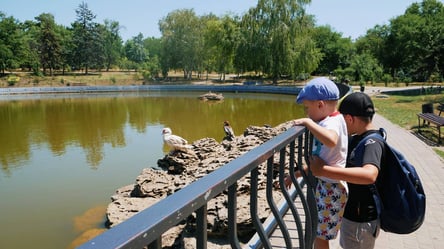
[
  {"x1": 303, "y1": 131, "x2": 318, "y2": 248},
  {"x1": 147, "y1": 238, "x2": 161, "y2": 249},
  {"x1": 228, "y1": 183, "x2": 242, "y2": 249},
  {"x1": 250, "y1": 167, "x2": 272, "y2": 249},
  {"x1": 196, "y1": 205, "x2": 207, "y2": 249},
  {"x1": 267, "y1": 151, "x2": 292, "y2": 248},
  {"x1": 283, "y1": 140, "x2": 305, "y2": 248}
]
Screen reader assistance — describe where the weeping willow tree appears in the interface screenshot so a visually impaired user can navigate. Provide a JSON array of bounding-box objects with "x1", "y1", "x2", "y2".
[{"x1": 237, "y1": 0, "x2": 322, "y2": 83}]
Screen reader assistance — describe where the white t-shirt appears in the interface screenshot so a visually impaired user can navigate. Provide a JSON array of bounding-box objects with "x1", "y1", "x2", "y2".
[{"x1": 312, "y1": 112, "x2": 348, "y2": 183}]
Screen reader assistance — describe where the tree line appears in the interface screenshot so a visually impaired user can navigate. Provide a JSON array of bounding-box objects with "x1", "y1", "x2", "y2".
[{"x1": 0, "y1": 0, "x2": 443, "y2": 84}]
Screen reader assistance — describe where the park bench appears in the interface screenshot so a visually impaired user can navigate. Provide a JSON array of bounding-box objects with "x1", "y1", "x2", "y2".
[
  {"x1": 417, "y1": 103, "x2": 444, "y2": 144},
  {"x1": 438, "y1": 103, "x2": 444, "y2": 115}
]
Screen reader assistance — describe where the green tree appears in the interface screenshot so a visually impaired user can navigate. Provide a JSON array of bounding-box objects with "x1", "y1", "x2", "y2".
[
  {"x1": 71, "y1": 2, "x2": 104, "y2": 74},
  {"x1": 349, "y1": 52, "x2": 382, "y2": 83},
  {"x1": 204, "y1": 14, "x2": 240, "y2": 81},
  {"x1": 35, "y1": 13, "x2": 62, "y2": 76},
  {"x1": 355, "y1": 25, "x2": 391, "y2": 76},
  {"x1": 58, "y1": 25, "x2": 73, "y2": 74},
  {"x1": 143, "y1": 37, "x2": 162, "y2": 78},
  {"x1": 0, "y1": 12, "x2": 25, "y2": 74},
  {"x1": 404, "y1": 0, "x2": 444, "y2": 82},
  {"x1": 312, "y1": 25, "x2": 354, "y2": 76},
  {"x1": 124, "y1": 33, "x2": 148, "y2": 71},
  {"x1": 103, "y1": 19, "x2": 123, "y2": 71},
  {"x1": 370, "y1": 0, "x2": 444, "y2": 82},
  {"x1": 159, "y1": 9, "x2": 202, "y2": 79},
  {"x1": 144, "y1": 37, "x2": 161, "y2": 59},
  {"x1": 201, "y1": 14, "x2": 220, "y2": 79},
  {"x1": 238, "y1": 0, "x2": 317, "y2": 83},
  {"x1": 19, "y1": 20, "x2": 40, "y2": 74}
]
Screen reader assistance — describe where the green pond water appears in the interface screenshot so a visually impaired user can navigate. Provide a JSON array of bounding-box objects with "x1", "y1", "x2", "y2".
[{"x1": 0, "y1": 91, "x2": 304, "y2": 249}]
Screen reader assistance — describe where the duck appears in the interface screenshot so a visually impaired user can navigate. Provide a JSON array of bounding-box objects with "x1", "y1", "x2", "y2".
[
  {"x1": 223, "y1": 121, "x2": 235, "y2": 141},
  {"x1": 162, "y1": 127, "x2": 192, "y2": 153}
]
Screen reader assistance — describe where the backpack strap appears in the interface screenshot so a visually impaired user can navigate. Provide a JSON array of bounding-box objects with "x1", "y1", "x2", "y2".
[{"x1": 354, "y1": 129, "x2": 387, "y2": 218}]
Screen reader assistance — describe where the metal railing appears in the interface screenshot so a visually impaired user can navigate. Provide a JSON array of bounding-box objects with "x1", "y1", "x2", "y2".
[{"x1": 78, "y1": 126, "x2": 316, "y2": 249}]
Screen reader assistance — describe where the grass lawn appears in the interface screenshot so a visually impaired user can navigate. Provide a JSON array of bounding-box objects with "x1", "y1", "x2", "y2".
[
  {"x1": 0, "y1": 71, "x2": 146, "y2": 87},
  {"x1": 0, "y1": 70, "x2": 243, "y2": 87},
  {"x1": 372, "y1": 92, "x2": 444, "y2": 158},
  {"x1": 372, "y1": 93, "x2": 444, "y2": 129}
]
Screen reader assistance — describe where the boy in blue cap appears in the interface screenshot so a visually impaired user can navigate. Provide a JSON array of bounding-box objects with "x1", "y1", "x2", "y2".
[{"x1": 286, "y1": 77, "x2": 348, "y2": 249}]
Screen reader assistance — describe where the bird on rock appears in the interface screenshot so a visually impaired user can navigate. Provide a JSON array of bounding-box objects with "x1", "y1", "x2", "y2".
[
  {"x1": 223, "y1": 121, "x2": 235, "y2": 141},
  {"x1": 162, "y1": 127, "x2": 192, "y2": 154}
]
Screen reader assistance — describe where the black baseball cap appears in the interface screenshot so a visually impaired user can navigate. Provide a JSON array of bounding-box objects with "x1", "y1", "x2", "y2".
[{"x1": 339, "y1": 92, "x2": 375, "y2": 117}]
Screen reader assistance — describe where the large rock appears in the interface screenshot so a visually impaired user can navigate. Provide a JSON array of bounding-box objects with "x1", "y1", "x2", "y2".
[{"x1": 106, "y1": 121, "x2": 296, "y2": 247}]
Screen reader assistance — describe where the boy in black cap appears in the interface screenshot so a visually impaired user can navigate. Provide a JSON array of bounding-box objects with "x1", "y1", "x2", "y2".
[{"x1": 310, "y1": 92, "x2": 385, "y2": 249}]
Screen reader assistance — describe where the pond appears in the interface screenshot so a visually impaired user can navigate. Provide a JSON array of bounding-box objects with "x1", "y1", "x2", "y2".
[{"x1": 0, "y1": 91, "x2": 304, "y2": 249}]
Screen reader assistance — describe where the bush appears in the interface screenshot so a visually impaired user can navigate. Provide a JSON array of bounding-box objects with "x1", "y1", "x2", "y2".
[
  {"x1": 382, "y1": 74, "x2": 393, "y2": 87},
  {"x1": 33, "y1": 78, "x2": 40, "y2": 85},
  {"x1": 7, "y1": 75, "x2": 20, "y2": 86}
]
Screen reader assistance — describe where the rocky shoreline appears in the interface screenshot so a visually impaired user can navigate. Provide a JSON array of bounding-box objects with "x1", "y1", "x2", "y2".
[{"x1": 105, "y1": 121, "x2": 296, "y2": 248}]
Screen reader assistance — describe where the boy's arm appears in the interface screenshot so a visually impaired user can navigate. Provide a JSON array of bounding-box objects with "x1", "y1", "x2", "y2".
[
  {"x1": 284, "y1": 165, "x2": 307, "y2": 189},
  {"x1": 310, "y1": 156, "x2": 378, "y2": 184},
  {"x1": 293, "y1": 118, "x2": 338, "y2": 148}
]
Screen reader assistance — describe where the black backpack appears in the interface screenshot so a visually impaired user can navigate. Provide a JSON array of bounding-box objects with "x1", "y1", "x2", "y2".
[{"x1": 355, "y1": 129, "x2": 426, "y2": 234}]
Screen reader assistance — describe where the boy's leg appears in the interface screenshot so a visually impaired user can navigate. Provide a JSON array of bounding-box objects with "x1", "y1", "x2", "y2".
[
  {"x1": 339, "y1": 218, "x2": 379, "y2": 249},
  {"x1": 315, "y1": 181, "x2": 348, "y2": 247},
  {"x1": 314, "y1": 237, "x2": 329, "y2": 249}
]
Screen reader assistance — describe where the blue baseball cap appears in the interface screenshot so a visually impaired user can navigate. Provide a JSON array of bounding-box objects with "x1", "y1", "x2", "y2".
[{"x1": 296, "y1": 77, "x2": 340, "y2": 104}]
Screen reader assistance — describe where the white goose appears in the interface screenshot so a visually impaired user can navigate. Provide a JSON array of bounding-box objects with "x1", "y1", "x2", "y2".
[{"x1": 162, "y1": 127, "x2": 192, "y2": 153}]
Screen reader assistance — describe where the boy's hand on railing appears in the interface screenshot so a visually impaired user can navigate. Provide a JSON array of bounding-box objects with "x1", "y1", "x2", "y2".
[
  {"x1": 284, "y1": 174, "x2": 292, "y2": 189},
  {"x1": 292, "y1": 118, "x2": 311, "y2": 126},
  {"x1": 284, "y1": 164, "x2": 308, "y2": 189}
]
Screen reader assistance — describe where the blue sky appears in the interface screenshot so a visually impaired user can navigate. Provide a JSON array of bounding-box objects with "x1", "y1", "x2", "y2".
[{"x1": 1, "y1": 0, "x2": 424, "y2": 41}]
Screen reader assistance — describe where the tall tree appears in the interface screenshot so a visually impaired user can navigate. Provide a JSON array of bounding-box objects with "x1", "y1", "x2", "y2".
[
  {"x1": 239, "y1": 0, "x2": 317, "y2": 83},
  {"x1": 350, "y1": 52, "x2": 383, "y2": 83},
  {"x1": 18, "y1": 20, "x2": 40, "y2": 74},
  {"x1": 385, "y1": 0, "x2": 444, "y2": 81},
  {"x1": 103, "y1": 19, "x2": 123, "y2": 71},
  {"x1": 57, "y1": 25, "x2": 73, "y2": 75},
  {"x1": 204, "y1": 14, "x2": 241, "y2": 81},
  {"x1": 143, "y1": 36, "x2": 162, "y2": 77},
  {"x1": 124, "y1": 33, "x2": 148, "y2": 71},
  {"x1": 71, "y1": 2, "x2": 103, "y2": 74},
  {"x1": 159, "y1": 9, "x2": 202, "y2": 79},
  {"x1": 355, "y1": 25, "x2": 390, "y2": 73},
  {"x1": 0, "y1": 13, "x2": 25, "y2": 74},
  {"x1": 143, "y1": 37, "x2": 161, "y2": 59},
  {"x1": 35, "y1": 13, "x2": 62, "y2": 76},
  {"x1": 312, "y1": 25, "x2": 354, "y2": 76}
]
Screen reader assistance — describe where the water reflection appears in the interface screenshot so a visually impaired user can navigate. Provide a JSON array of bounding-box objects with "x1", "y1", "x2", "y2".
[
  {"x1": 0, "y1": 92, "x2": 303, "y2": 172},
  {"x1": 0, "y1": 91, "x2": 304, "y2": 249},
  {"x1": 0, "y1": 97, "x2": 127, "y2": 170},
  {"x1": 68, "y1": 205, "x2": 108, "y2": 249}
]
